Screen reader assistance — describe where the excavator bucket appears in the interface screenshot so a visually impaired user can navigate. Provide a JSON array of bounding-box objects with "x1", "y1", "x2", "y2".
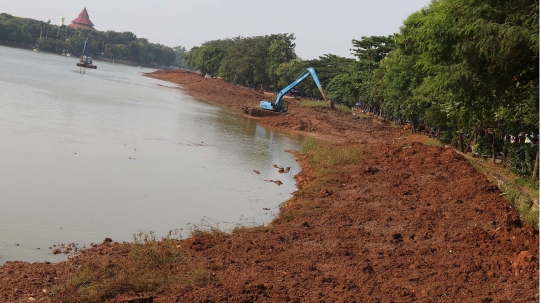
[{"x1": 242, "y1": 106, "x2": 283, "y2": 117}]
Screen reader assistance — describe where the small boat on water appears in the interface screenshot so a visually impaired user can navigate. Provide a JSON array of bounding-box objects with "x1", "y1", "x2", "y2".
[{"x1": 77, "y1": 39, "x2": 97, "y2": 69}]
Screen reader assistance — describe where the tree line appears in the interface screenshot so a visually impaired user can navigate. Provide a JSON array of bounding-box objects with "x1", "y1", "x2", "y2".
[
  {"x1": 181, "y1": 0, "x2": 538, "y2": 179},
  {"x1": 0, "y1": 13, "x2": 176, "y2": 66},
  {"x1": 369, "y1": 0, "x2": 538, "y2": 180}
]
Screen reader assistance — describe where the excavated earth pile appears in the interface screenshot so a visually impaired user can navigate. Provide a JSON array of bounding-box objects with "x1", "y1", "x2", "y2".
[{"x1": 0, "y1": 70, "x2": 537, "y2": 303}]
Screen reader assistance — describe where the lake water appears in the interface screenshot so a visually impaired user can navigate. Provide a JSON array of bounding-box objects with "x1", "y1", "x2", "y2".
[{"x1": 0, "y1": 46, "x2": 304, "y2": 264}]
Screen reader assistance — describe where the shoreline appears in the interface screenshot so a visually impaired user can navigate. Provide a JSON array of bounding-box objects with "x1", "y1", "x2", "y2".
[
  {"x1": 0, "y1": 43, "x2": 171, "y2": 69},
  {"x1": 1, "y1": 70, "x2": 537, "y2": 303}
]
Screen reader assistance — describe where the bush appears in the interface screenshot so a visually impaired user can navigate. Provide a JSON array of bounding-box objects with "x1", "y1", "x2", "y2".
[
  {"x1": 473, "y1": 135, "x2": 503, "y2": 156},
  {"x1": 508, "y1": 144, "x2": 538, "y2": 178},
  {"x1": 439, "y1": 131, "x2": 453, "y2": 145}
]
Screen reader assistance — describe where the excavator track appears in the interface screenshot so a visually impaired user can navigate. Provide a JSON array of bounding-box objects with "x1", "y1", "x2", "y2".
[{"x1": 242, "y1": 107, "x2": 283, "y2": 117}]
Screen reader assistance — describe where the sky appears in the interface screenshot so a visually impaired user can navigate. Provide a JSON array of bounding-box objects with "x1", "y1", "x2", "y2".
[{"x1": 2, "y1": 0, "x2": 432, "y2": 60}]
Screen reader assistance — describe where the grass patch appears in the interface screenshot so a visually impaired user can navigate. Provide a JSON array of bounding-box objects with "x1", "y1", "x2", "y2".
[
  {"x1": 301, "y1": 136, "x2": 316, "y2": 152},
  {"x1": 187, "y1": 218, "x2": 228, "y2": 239},
  {"x1": 309, "y1": 145, "x2": 363, "y2": 167},
  {"x1": 500, "y1": 182, "x2": 539, "y2": 229},
  {"x1": 298, "y1": 100, "x2": 352, "y2": 112},
  {"x1": 424, "y1": 137, "x2": 443, "y2": 146},
  {"x1": 49, "y1": 230, "x2": 213, "y2": 302},
  {"x1": 186, "y1": 216, "x2": 271, "y2": 238},
  {"x1": 274, "y1": 144, "x2": 363, "y2": 224},
  {"x1": 514, "y1": 177, "x2": 539, "y2": 191}
]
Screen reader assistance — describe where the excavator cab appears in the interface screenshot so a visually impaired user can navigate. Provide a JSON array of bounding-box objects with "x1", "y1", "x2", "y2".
[{"x1": 261, "y1": 99, "x2": 288, "y2": 112}]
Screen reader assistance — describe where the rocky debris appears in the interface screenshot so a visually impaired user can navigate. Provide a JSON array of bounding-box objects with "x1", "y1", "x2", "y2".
[
  {"x1": 271, "y1": 164, "x2": 291, "y2": 173},
  {"x1": 50, "y1": 243, "x2": 79, "y2": 255},
  {"x1": 264, "y1": 179, "x2": 283, "y2": 186},
  {"x1": 277, "y1": 166, "x2": 291, "y2": 173}
]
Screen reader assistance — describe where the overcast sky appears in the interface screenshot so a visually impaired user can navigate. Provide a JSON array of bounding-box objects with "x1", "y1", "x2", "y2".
[{"x1": 3, "y1": 0, "x2": 431, "y2": 59}]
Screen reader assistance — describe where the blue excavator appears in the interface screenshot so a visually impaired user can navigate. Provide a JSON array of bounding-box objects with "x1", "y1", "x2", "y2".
[{"x1": 259, "y1": 67, "x2": 333, "y2": 113}]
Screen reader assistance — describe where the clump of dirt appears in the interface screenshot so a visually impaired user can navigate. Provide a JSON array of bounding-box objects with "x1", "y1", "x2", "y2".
[{"x1": 1, "y1": 69, "x2": 537, "y2": 303}]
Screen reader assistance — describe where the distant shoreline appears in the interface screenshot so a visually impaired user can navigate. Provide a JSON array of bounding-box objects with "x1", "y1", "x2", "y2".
[{"x1": 0, "y1": 42, "x2": 171, "y2": 69}]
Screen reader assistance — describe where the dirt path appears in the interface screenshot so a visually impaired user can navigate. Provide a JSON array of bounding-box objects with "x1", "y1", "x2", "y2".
[{"x1": 1, "y1": 70, "x2": 537, "y2": 303}]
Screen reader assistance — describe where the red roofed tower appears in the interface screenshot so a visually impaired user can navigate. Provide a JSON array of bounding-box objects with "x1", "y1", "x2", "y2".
[{"x1": 68, "y1": 8, "x2": 95, "y2": 30}]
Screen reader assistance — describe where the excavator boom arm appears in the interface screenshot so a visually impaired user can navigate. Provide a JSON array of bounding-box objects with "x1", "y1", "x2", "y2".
[
  {"x1": 259, "y1": 67, "x2": 333, "y2": 112},
  {"x1": 274, "y1": 67, "x2": 331, "y2": 109}
]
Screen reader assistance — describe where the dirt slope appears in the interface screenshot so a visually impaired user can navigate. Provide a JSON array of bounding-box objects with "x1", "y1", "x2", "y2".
[
  {"x1": 167, "y1": 142, "x2": 537, "y2": 303},
  {"x1": 0, "y1": 70, "x2": 537, "y2": 303}
]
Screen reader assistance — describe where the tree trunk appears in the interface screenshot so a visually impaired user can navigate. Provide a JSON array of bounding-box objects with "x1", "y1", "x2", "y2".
[
  {"x1": 502, "y1": 143, "x2": 508, "y2": 167},
  {"x1": 466, "y1": 128, "x2": 476, "y2": 153},
  {"x1": 458, "y1": 122, "x2": 464, "y2": 153},
  {"x1": 532, "y1": 147, "x2": 539, "y2": 181},
  {"x1": 492, "y1": 132, "x2": 497, "y2": 164}
]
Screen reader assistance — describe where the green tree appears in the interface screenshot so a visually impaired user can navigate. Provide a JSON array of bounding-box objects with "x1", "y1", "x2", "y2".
[
  {"x1": 172, "y1": 45, "x2": 188, "y2": 68},
  {"x1": 410, "y1": 0, "x2": 538, "y2": 152}
]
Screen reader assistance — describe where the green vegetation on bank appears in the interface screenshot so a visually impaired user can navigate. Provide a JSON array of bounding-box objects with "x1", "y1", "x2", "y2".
[
  {"x1": 0, "y1": 13, "x2": 179, "y2": 66},
  {"x1": 299, "y1": 99, "x2": 352, "y2": 112}
]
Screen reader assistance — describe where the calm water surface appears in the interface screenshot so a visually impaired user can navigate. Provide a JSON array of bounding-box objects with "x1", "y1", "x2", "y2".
[{"x1": 0, "y1": 46, "x2": 304, "y2": 263}]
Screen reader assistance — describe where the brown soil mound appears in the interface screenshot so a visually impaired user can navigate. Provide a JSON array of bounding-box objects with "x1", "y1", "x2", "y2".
[
  {"x1": 1, "y1": 70, "x2": 537, "y2": 303},
  {"x1": 146, "y1": 70, "x2": 265, "y2": 109},
  {"x1": 168, "y1": 142, "x2": 538, "y2": 303}
]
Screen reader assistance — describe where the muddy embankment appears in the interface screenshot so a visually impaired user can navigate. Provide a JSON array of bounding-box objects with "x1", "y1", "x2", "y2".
[{"x1": 0, "y1": 69, "x2": 537, "y2": 303}]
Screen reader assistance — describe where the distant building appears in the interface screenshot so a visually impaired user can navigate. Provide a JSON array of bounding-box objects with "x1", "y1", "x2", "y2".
[
  {"x1": 60, "y1": 14, "x2": 65, "y2": 26},
  {"x1": 68, "y1": 8, "x2": 95, "y2": 30}
]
